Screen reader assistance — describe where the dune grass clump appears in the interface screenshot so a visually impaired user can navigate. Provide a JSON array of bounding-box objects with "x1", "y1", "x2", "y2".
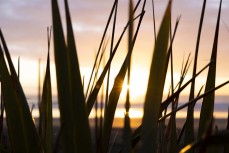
[{"x1": 0, "y1": 0, "x2": 229, "y2": 153}]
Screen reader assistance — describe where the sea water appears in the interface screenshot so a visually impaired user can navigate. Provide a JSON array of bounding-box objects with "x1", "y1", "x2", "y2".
[{"x1": 26, "y1": 95, "x2": 229, "y2": 129}]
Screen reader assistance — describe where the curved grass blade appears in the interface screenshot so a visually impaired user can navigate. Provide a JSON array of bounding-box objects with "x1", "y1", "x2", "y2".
[
  {"x1": 184, "y1": 0, "x2": 207, "y2": 151},
  {"x1": 130, "y1": 15, "x2": 180, "y2": 148},
  {"x1": 0, "y1": 44, "x2": 40, "y2": 153},
  {"x1": 51, "y1": 0, "x2": 77, "y2": 152},
  {"x1": 160, "y1": 61, "x2": 211, "y2": 112},
  {"x1": 90, "y1": 38, "x2": 109, "y2": 96},
  {"x1": 177, "y1": 85, "x2": 204, "y2": 145},
  {"x1": 168, "y1": 53, "x2": 192, "y2": 147},
  {"x1": 40, "y1": 50, "x2": 52, "y2": 153},
  {"x1": 64, "y1": 0, "x2": 93, "y2": 152},
  {"x1": 131, "y1": 61, "x2": 210, "y2": 147},
  {"x1": 103, "y1": 3, "x2": 146, "y2": 152},
  {"x1": 138, "y1": 1, "x2": 171, "y2": 152},
  {"x1": 86, "y1": 11, "x2": 145, "y2": 115},
  {"x1": 159, "y1": 80, "x2": 229, "y2": 121},
  {"x1": 180, "y1": 130, "x2": 229, "y2": 153},
  {"x1": 198, "y1": 0, "x2": 222, "y2": 139},
  {"x1": 85, "y1": 0, "x2": 118, "y2": 99},
  {"x1": 0, "y1": 30, "x2": 40, "y2": 153},
  {"x1": 152, "y1": 0, "x2": 156, "y2": 44},
  {"x1": 86, "y1": 2, "x2": 144, "y2": 114},
  {"x1": 39, "y1": 27, "x2": 52, "y2": 153},
  {"x1": 0, "y1": 46, "x2": 26, "y2": 152},
  {"x1": 105, "y1": 0, "x2": 118, "y2": 108},
  {"x1": 86, "y1": 23, "x2": 127, "y2": 115}
]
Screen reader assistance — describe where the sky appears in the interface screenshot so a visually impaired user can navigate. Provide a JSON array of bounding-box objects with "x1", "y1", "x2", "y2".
[{"x1": 1, "y1": 0, "x2": 229, "y2": 104}]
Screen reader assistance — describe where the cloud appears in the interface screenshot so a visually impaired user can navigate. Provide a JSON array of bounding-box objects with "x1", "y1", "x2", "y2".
[{"x1": 0, "y1": 0, "x2": 228, "y2": 64}]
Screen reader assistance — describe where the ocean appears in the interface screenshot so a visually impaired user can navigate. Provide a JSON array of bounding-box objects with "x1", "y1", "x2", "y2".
[{"x1": 26, "y1": 95, "x2": 229, "y2": 129}]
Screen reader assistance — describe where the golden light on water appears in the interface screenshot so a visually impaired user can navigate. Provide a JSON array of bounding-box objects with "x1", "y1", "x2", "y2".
[{"x1": 30, "y1": 107, "x2": 228, "y2": 120}]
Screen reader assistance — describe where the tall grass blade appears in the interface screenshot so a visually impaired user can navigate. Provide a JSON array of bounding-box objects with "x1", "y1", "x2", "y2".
[
  {"x1": 170, "y1": 115, "x2": 178, "y2": 153},
  {"x1": 169, "y1": 12, "x2": 174, "y2": 96},
  {"x1": 65, "y1": 0, "x2": 93, "y2": 149},
  {"x1": 40, "y1": 50, "x2": 52, "y2": 153},
  {"x1": 86, "y1": 0, "x2": 118, "y2": 99},
  {"x1": 131, "y1": 61, "x2": 211, "y2": 146},
  {"x1": 177, "y1": 85, "x2": 204, "y2": 145},
  {"x1": 122, "y1": 115, "x2": 132, "y2": 153},
  {"x1": 0, "y1": 29, "x2": 40, "y2": 153},
  {"x1": 86, "y1": 11, "x2": 144, "y2": 115},
  {"x1": 138, "y1": 1, "x2": 171, "y2": 152},
  {"x1": 184, "y1": 0, "x2": 207, "y2": 151},
  {"x1": 103, "y1": 3, "x2": 146, "y2": 152},
  {"x1": 158, "y1": 121, "x2": 168, "y2": 153},
  {"x1": 52, "y1": 0, "x2": 77, "y2": 152},
  {"x1": 198, "y1": 0, "x2": 222, "y2": 139},
  {"x1": 105, "y1": 1, "x2": 118, "y2": 108},
  {"x1": 169, "y1": 54, "x2": 191, "y2": 153},
  {"x1": 86, "y1": 25, "x2": 126, "y2": 115},
  {"x1": 90, "y1": 39, "x2": 108, "y2": 96},
  {"x1": 121, "y1": 0, "x2": 133, "y2": 152},
  {"x1": 152, "y1": 0, "x2": 156, "y2": 44}
]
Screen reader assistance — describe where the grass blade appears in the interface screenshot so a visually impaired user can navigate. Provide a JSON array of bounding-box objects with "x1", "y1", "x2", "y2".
[
  {"x1": 138, "y1": 1, "x2": 171, "y2": 152},
  {"x1": 0, "y1": 44, "x2": 40, "y2": 153},
  {"x1": 64, "y1": 0, "x2": 93, "y2": 152},
  {"x1": 161, "y1": 61, "x2": 211, "y2": 112},
  {"x1": 152, "y1": 0, "x2": 156, "y2": 44},
  {"x1": 105, "y1": 0, "x2": 118, "y2": 108},
  {"x1": 159, "y1": 80, "x2": 229, "y2": 121},
  {"x1": 86, "y1": 0, "x2": 118, "y2": 99},
  {"x1": 0, "y1": 29, "x2": 40, "y2": 153},
  {"x1": 40, "y1": 49, "x2": 52, "y2": 153},
  {"x1": 121, "y1": 114, "x2": 132, "y2": 153},
  {"x1": 158, "y1": 121, "x2": 168, "y2": 153},
  {"x1": 180, "y1": 130, "x2": 229, "y2": 153},
  {"x1": 121, "y1": 1, "x2": 133, "y2": 152},
  {"x1": 90, "y1": 39, "x2": 109, "y2": 96},
  {"x1": 103, "y1": 3, "x2": 146, "y2": 152},
  {"x1": 51, "y1": 0, "x2": 77, "y2": 152},
  {"x1": 131, "y1": 61, "x2": 210, "y2": 146},
  {"x1": 86, "y1": 24, "x2": 127, "y2": 115},
  {"x1": 177, "y1": 85, "x2": 204, "y2": 145},
  {"x1": 198, "y1": 0, "x2": 222, "y2": 139},
  {"x1": 86, "y1": 11, "x2": 144, "y2": 115},
  {"x1": 184, "y1": 0, "x2": 207, "y2": 151},
  {"x1": 0, "y1": 46, "x2": 27, "y2": 152}
]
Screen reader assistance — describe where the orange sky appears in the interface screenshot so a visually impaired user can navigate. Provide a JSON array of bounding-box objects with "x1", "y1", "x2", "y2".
[{"x1": 1, "y1": 0, "x2": 229, "y2": 101}]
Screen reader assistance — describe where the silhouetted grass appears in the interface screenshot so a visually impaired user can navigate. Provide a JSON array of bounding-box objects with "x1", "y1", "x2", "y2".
[{"x1": 0, "y1": 0, "x2": 228, "y2": 153}]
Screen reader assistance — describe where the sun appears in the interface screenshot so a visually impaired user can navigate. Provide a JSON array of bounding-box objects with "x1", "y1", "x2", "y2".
[{"x1": 119, "y1": 69, "x2": 149, "y2": 103}]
